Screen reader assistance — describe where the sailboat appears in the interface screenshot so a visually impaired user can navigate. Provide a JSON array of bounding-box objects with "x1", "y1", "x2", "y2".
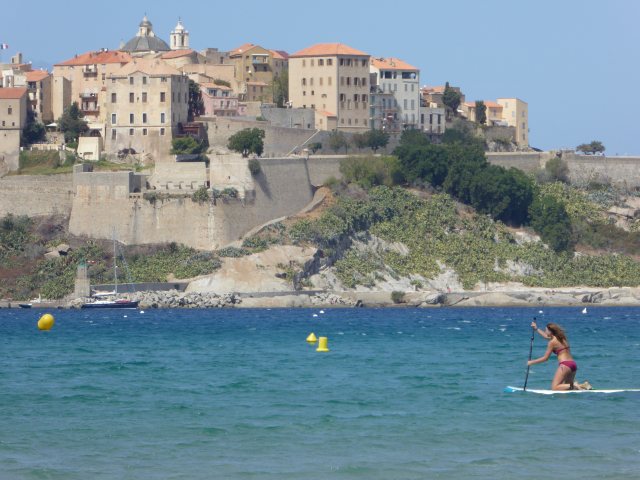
[{"x1": 81, "y1": 236, "x2": 139, "y2": 309}]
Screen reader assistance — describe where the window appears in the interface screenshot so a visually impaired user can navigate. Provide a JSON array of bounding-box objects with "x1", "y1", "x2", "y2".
[
  {"x1": 303, "y1": 91, "x2": 306, "y2": 96},
  {"x1": 405, "y1": 84, "x2": 408, "y2": 92},
  {"x1": 362, "y1": 77, "x2": 366, "y2": 86},
  {"x1": 311, "y1": 91, "x2": 314, "y2": 96},
  {"x1": 172, "y1": 92, "x2": 175, "y2": 102},
  {"x1": 319, "y1": 78, "x2": 323, "y2": 86},
  {"x1": 522, "y1": 122, "x2": 525, "y2": 130},
  {"x1": 327, "y1": 59, "x2": 333, "y2": 66},
  {"x1": 310, "y1": 78, "x2": 314, "y2": 86},
  {"x1": 339, "y1": 59, "x2": 344, "y2": 66},
  {"x1": 129, "y1": 92, "x2": 134, "y2": 103},
  {"x1": 310, "y1": 59, "x2": 314, "y2": 67},
  {"x1": 328, "y1": 77, "x2": 332, "y2": 86},
  {"x1": 318, "y1": 59, "x2": 324, "y2": 66},
  {"x1": 129, "y1": 77, "x2": 134, "y2": 85},
  {"x1": 129, "y1": 113, "x2": 134, "y2": 124},
  {"x1": 340, "y1": 77, "x2": 344, "y2": 86},
  {"x1": 302, "y1": 78, "x2": 306, "y2": 86},
  {"x1": 161, "y1": 112, "x2": 165, "y2": 123},
  {"x1": 361, "y1": 59, "x2": 367, "y2": 67},
  {"x1": 142, "y1": 76, "x2": 147, "y2": 85},
  {"x1": 111, "y1": 129, "x2": 116, "y2": 140},
  {"x1": 143, "y1": 128, "x2": 148, "y2": 135},
  {"x1": 411, "y1": 100, "x2": 415, "y2": 110},
  {"x1": 7, "y1": 107, "x2": 12, "y2": 115},
  {"x1": 143, "y1": 113, "x2": 147, "y2": 124},
  {"x1": 111, "y1": 113, "x2": 117, "y2": 125},
  {"x1": 160, "y1": 92, "x2": 166, "y2": 102},
  {"x1": 161, "y1": 77, "x2": 167, "y2": 83},
  {"x1": 346, "y1": 77, "x2": 351, "y2": 86},
  {"x1": 404, "y1": 99, "x2": 408, "y2": 109},
  {"x1": 302, "y1": 59, "x2": 306, "y2": 67},
  {"x1": 111, "y1": 78, "x2": 116, "y2": 83},
  {"x1": 160, "y1": 127, "x2": 165, "y2": 136},
  {"x1": 142, "y1": 92, "x2": 147, "y2": 103},
  {"x1": 111, "y1": 93, "x2": 117, "y2": 103},
  {"x1": 129, "y1": 128, "x2": 134, "y2": 135},
  {"x1": 355, "y1": 118, "x2": 358, "y2": 125}
]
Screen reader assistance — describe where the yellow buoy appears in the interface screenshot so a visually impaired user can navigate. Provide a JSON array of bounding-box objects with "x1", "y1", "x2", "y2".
[
  {"x1": 316, "y1": 336, "x2": 329, "y2": 352},
  {"x1": 306, "y1": 332, "x2": 317, "y2": 343},
  {"x1": 37, "y1": 313, "x2": 55, "y2": 331}
]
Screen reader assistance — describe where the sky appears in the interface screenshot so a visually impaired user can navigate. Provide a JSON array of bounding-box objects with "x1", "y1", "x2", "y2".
[{"x1": 3, "y1": 0, "x2": 639, "y2": 155}]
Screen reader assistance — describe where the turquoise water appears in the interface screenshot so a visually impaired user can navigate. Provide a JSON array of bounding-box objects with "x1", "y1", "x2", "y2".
[{"x1": 1, "y1": 307, "x2": 640, "y2": 479}]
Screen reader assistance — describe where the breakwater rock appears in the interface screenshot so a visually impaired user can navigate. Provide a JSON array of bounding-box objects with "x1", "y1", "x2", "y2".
[{"x1": 69, "y1": 290, "x2": 242, "y2": 309}]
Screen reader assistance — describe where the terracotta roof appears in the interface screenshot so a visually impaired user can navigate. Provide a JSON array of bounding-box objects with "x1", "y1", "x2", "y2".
[
  {"x1": 317, "y1": 110, "x2": 336, "y2": 117},
  {"x1": 55, "y1": 50, "x2": 132, "y2": 67},
  {"x1": 111, "y1": 59, "x2": 181, "y2": 77},
  {"x1": 290, "y1": 43, "x2": 369, "y2": 58},
  {"x1": 270, "y1": 50, "x2": 289, "y2": 60},
  {"x1": 464, "y1": 101, "x2": 503, "y2": 109},
  {"x1": 422, "y1": 85, "x2": 446, "y2": 94},
  {"x1": 229, "y1": 43, "x2": 258, "y2": 57},
  {"x1": 161, "y1": 49, "x2": 195, "y2": 59},
  {"x1": 25, "y1": 70, "x2": 50, "y2": 82},
  {"x1": 0, "y1": 87, "x2": 28, "y2": 99},
  {"x1": 371, "y1": 57, "x2": 418, "y2": 71},
  {"x1": 200, "y1": 83, "x2": 232, "y2": 91}
]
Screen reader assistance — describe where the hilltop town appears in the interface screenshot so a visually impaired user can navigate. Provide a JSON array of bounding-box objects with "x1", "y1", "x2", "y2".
[{"x1": 2, "y1": 16, "x2": 640, "y2": 307}]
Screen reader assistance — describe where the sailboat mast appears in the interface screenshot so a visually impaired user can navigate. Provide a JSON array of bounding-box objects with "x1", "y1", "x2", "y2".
[{"x1": 113, "y1": 236, "x2": 118, "y2": 295}]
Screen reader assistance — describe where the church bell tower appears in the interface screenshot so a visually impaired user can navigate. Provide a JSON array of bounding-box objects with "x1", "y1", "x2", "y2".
[{"x1": 170, "y1": 19, "x2": 189, "y2": 50}]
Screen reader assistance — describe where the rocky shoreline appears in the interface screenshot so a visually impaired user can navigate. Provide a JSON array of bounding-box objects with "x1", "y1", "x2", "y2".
[{"x1": 3, "y1": 286, "x2": 640, "y2": 310}]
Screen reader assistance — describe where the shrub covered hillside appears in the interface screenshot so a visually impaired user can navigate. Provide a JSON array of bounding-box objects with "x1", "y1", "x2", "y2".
[{"x1": 287, "y1": 128, "x2": 640, "y2": 290}]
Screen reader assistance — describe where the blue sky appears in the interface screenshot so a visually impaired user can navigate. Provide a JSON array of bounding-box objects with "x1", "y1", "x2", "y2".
[{"x1": 4, "y1": 0, "x2": 638, "y2": 154}]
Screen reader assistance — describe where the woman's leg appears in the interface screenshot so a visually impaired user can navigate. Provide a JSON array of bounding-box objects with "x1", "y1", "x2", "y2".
[{"x1": 551, "y1": 365, "x2": 575, "y2": 390}]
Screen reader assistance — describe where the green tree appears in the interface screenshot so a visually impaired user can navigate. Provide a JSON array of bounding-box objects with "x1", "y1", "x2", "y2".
[
  {"x1": 545, "y1": 156, "x2": 569, "y2": 183},
  {"x1": 171, "y1": 136, "x2": 207, "y2": 155},
  {"x1": 57, "y1": 102, "x2": 88, "y2": 143},
  {"x1": 352, "y1": 132, "x2": 368, "y2": 151},
  {"x1": 213, "y1": 78, "x2": 231, "y2": 88},
  {"x1": 327, "y1": 130, "x2": 348, "y2": 153},
  {"x1": 529, "y1": 194, "x2": 574, "y2": 252},
  {"x1": 442, "y1": 82, "x2": 461, "y2": 119},
  {"x1": 227, "y1": 128, "x2": 265, "y2": 157},
  {"x1": 21, "y1": 110, "x2": 46, "y2": 146},
  {"x1": 475, "y1": 100, "x2": 487, "y2": 125},
  {"x1": 339, "y1": 155, "x2": 404, "y2": 189},
  {"x1": 398, "y1": 128, "x2": 430, "y2": 148},
  {"x1": 188, "y1": 80, "x2": 205, "y2": 121},
  {"x1": 308, "y1": 142, "x2": 322, "y2": 153},
  {"x1": 576, "y1": 140, "x2": 605, "y2": 155},
  {"x1": 271, "y1": 68, "x2": 289, "y2": 107},
  {"x1": 366, "y1": 129, "x2": 390, "y2": 152}
]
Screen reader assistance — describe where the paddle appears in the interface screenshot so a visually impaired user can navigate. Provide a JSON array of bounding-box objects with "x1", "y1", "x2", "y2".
[{"x1": 523, "y1": 317, "x2": 536, "y2": 391}]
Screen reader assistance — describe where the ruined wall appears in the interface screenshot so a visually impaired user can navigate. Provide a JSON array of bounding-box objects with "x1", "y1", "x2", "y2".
[{"x1": 0, "y1": 174, "x2": 74, "y2": 217}]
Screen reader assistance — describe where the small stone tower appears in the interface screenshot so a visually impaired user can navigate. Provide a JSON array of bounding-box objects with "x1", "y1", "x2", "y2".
[
  {"x1": 170, "y1": 19, "x2": 189, "y2": 50},
  {"x1": 74, "y1": 262, "x2": 91, "y2": 298}
]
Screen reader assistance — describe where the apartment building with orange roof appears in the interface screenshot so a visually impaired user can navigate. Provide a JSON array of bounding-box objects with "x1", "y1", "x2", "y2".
[
  {"x1": 52, "y1": 49, "x2": 132, "y2": 122},
  {"x1": 104, "y1": 59, "x2": 189, "y2": 159},
  {"x1": 370, "y1": 57, "x2": 420, "y2": 131},
  {"x1": 288, "y1": 43, "x2": 370, "y2": 132},
  {"x1": 462, "y1": 100, "x2": 504, "y2": 125}
]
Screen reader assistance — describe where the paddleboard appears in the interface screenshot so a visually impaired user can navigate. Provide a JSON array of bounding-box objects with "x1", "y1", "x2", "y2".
[{"x1": 504, "y1": 386, "x2": 640, "y2": 395}]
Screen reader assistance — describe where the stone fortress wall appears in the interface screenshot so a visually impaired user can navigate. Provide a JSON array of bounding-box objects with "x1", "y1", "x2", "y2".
[{"x1": 3, "y1": 151, "x2": 640, "y2": 251}]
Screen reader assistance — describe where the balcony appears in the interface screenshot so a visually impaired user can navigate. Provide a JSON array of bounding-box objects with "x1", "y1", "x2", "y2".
[
  {"x1": 83, "y1": 69, "x2": 98, "y2": 77},
  {"x1": 80, "y1": 92, "x2": 98, "y2": 100}
]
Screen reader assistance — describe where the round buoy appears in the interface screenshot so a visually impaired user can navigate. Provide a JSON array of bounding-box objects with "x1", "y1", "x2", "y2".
[
  {"x1": 306, "y1": 332, "x2": 318, "y2": 343},
  {"x1": 37, "y1": 313, "x2": 55, "y2": 331},
  {"x1": 316, "y1": 336, "x2": 329, "y2": 352}
]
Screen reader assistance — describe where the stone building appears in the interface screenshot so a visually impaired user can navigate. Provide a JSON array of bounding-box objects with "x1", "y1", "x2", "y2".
[
  {"x1": 104, "y1": 59, "x2": 189, "y2": 160},
  {"x1": 497, "y1": 98, "x2": 528, "y2": 146},
  {"x1": 53, "y1": 49, "x2": 132, "y2": 123},
  {"x1": 288, "y1": 43, "x2": 370, "y2": 132},
  {"x1": 228, "y1": 43, "x2": 288, "y2": 103},
  {"x1": 169, "y1": 19, "x2": 190, "y2": 51},
  {"x1": 0, "y1": 87, "x2": 28, "y2": 172},
  {"x1": 25, "y1": 70, "x2": 53, "y2": 124},
  {"x1": 370, "y1": 57, "x2": 420, "y2": 130},
  {"x1": 199, "y1": 83, "x2": 244, "y2": 117}
]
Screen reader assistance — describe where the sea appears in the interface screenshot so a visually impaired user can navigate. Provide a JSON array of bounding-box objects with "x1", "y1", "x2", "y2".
[{"x1": 1, "y1": 306, "x2": 639, "y2": 479}]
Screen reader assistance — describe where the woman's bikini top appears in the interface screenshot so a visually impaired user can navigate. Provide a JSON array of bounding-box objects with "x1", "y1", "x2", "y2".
[{"x1": 553, "y1": 345, "x2": 569, "y2": 355}]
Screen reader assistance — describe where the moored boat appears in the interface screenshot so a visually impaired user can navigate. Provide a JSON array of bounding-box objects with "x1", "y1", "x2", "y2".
[{"x1": 81, "y1": 299, "x2": 139, "y2": 309}]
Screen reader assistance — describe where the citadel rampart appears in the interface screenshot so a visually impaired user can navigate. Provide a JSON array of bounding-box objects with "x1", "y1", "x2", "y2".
[
  {"x1": 0, "y1": 173, "x2": 73, "y2": 217},
  {"x1": 5, "y1": 151, "x2": 640, "y2": 251}
]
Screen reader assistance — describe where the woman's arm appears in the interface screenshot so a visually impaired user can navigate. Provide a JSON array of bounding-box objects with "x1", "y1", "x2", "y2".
[
  {"x1": 531, "y1": 321, "x2": 550, "y2": 339},
  {"x1": 528, "y1": 343, "x2": 553, "y2": 366}
]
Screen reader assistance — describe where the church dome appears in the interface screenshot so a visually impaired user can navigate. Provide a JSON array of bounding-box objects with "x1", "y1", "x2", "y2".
[
  {"x1": 122, "y1": 15, "x2": 170, "y2": 53},
  {"x1": 123, "y1": 35, "x2": 170, "y2": 53}
]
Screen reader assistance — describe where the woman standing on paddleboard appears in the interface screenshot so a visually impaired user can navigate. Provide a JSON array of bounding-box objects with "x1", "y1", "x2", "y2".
[{"x1": 527, "y1": 321, "x2": 591, "y2": 391}]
